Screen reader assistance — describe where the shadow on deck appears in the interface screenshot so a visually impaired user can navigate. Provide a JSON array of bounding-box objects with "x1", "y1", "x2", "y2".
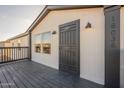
[{"x1": 0, "y1": 60, "x2": 104, "y2": 88}]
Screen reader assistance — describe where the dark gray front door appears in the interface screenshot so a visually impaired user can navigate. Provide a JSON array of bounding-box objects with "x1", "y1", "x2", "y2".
[{"x1": 59, "y1": 20, "x2": 80, "y2": 75}]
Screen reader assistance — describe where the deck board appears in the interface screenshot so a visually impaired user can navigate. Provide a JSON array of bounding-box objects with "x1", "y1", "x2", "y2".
[
  {"x1": 0, "y1": 69, "x2": 10, "y2": 88},
  {"x1": 7, "y1": 64, "x2": 34, "y2": 88},
  {"x1": 17, "y1": 62, "x2": 76, "y2": 87},
  {"x1": 12, "y1": 63, "x2": 52, "y2": 88},
  {"x1": 1, "y1": 67, "x2": 17, "y2": 88},
  {"x1": 0, "y1": 60, "x2": 104, "y2": 88},
  {"x1": 5, "y1": 64, "x2": 26, "y2": 88},
  {"x1": 13, "y1": 62, "x2": 63, "y2": 88}
]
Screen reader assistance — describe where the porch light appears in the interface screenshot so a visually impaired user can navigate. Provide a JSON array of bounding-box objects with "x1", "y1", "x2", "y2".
[
  {"x1": 52, "y1": 31, "x2": 57, "y2": 34},
  {"x1": 85, "y1": 22, "x2": 92, "y2": 29},
  {"x1": 84, "y1": 22, "x2": 95, "y2": 32}
]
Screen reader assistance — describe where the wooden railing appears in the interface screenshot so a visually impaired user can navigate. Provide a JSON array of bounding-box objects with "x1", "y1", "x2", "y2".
[{"x1": 0, "y1": 47, "x2": 29, "y2": 63}]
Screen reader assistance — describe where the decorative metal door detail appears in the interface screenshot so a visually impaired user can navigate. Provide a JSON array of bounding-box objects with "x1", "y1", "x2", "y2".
[{"x1": 59, "y1": 20, "x2": 80, "y2": 75}]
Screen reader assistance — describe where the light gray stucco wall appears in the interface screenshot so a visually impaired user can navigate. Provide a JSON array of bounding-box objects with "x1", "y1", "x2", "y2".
[{"x1": 31, "y1": 8, "x2": 105, "y2": 85}]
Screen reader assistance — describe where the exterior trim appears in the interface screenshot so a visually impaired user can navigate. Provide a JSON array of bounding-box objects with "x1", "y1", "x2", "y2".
[
  {"x1": 104, "y1": 5, "x2": 121, "y2": 12},
  {"x1": 29, "y1": 31, "x2": 32, "y2": 60},
  {"x1": 47, "y1": 5, "x2": 103, "y2": 10}
]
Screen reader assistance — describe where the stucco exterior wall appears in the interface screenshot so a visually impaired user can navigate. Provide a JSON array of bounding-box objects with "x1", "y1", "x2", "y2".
[
  {"x1": 4, "y1": 41, "x2": 11, "y2": 47},
  {"x1": 5, "y1": 35, "x2": 29, "y2": 47},
  {"x1": 120, "y1": 7, "x2": 124, "y2": 88},
  {"x1": 32, "y1": 8, "x2": 105, "y2": 85},
  {"x1": 0, "y1": 42, "x2": 4, "y2": 47}
]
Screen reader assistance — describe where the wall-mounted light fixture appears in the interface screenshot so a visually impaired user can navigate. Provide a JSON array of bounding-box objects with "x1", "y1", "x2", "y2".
[
  {"x1": 52, "y1": 31, "x2": 57, "y2": 34},
  {"x1": 85, "y1": 22, "x2": 92, "y2": 29}
]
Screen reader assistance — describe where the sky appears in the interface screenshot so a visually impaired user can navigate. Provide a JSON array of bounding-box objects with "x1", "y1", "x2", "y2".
[{"x1": 0, "y1": 5, "x2": 44, "y2": 41}]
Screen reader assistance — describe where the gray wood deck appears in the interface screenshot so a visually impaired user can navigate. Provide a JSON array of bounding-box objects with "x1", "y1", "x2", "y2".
[{"x1": 0, "y1": 60, "x2": 104, "y2": 88}]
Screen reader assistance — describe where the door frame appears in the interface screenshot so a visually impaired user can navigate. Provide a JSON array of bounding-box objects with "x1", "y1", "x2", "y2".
[{"x1": 59, "y1": 19, "x2": 80, "y2": 75}]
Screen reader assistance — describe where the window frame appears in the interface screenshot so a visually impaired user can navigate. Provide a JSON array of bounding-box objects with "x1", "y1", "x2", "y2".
[
  {"x1": 35, "y1": 44, "x2": 41, "y2": 53},
  {"x1": 34, "y1": 32, "x2": 52, "y2": 54},
  {"x1": 42, "y1": 43, "x2": 51, "y2": 54},
  {"x1": 41, "y1": 32, "x2": 51, "y2": 54}
]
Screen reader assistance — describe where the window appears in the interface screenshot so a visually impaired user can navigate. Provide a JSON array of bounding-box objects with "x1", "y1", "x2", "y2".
[
  {"x1": 42, "y1": 32, "x2": 51, "y2": 54},
  {"x1": 34, "y1": 34, "x2": 41, "y2": 53},
  {"x1": 35, "y1": 34, "x2": 41, "y2": 44},
  {"x1": 42, "y1": 32, "x2": 51, "y2": 43},
  {"x1": 34, "y1": 32, "x2": 51, "y2": 54},
  {"x1": 35, "y1": 44, "x2": 41, "y2": 53},
  {"x1": 42, "y1": 43, "x2": 51, "y2": 54}
]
